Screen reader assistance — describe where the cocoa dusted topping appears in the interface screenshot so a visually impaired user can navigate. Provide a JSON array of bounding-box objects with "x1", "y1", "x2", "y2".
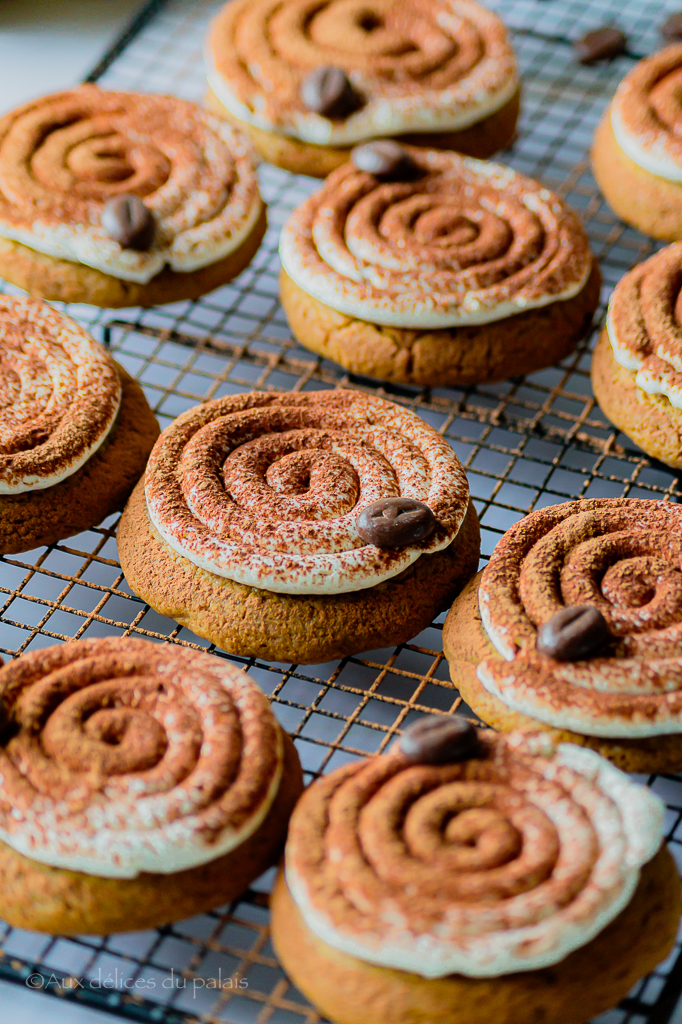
[
  {"x1": 536, "y1": 606, "x2": 611, "y2": 661},
  {"x1": 351, "y1": 140, "x2": 417, "y2": 180},
  {"x1": 356, "y1": 497, "x2": 437, "y2": 548},
  {"x1": 574, "y1": 26, "x2": 627, "y2": 64},
  {"x1": 399, "y1": 716, "x2": 479, "y2": 764},
  {"x1": 300, "y1": 66, "x2": 361, "y2": 118},
  {"x1": 101, "y1": 194, "x2": 155, "y2": 251},
  {"x1": 662, "y1": 12, "x2": 682, "y2": 39}
]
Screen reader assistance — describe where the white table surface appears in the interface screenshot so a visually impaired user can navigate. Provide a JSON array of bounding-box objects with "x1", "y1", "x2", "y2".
[{"x1": 0, "y1": 9, "x2": 155, "y2": 1024}]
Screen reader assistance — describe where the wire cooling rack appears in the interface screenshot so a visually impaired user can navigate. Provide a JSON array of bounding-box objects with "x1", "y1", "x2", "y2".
[{"x1": 2, "y1": 1, "x2": 682, "y2": 1022}]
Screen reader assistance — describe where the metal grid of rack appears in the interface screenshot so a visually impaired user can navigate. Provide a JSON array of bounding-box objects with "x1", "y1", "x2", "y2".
[{"x1": 1, "y1": 0, "x2": 682, "y2": 1021}]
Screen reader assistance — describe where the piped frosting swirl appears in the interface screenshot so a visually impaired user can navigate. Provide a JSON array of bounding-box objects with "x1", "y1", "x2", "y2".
[
  {"x1": 285, "y1": 730, "x2": 663, "y2": 977},
  {"x1": 207, "y1": 0, "x2": 518, "y2": 146},
  {"x1": 144, "y1": 390, "x2": 469, "y2": 595},
  {"x1": 0, "y1": 85, "x2": 262, "y2": 283},
  {"x1": 280, "y1": 148, "x2": 592, "y2": 329},
  {"x1": 478, "y1": 498, "x2": 682, "y2": 738},
  {"x1": 0, "y1": 638, "x2": 284, "y2": 878},
  {"x1": 0, "y1": 296, "x2": 121, "y2": 495}
]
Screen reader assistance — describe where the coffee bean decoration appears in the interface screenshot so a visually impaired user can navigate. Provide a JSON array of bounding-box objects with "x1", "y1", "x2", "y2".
[
  {"x1": 300, "y1": 66, "x2": 360, "y2": 119},
  {"x1": 536, "y1": 606, "x2": 611, "y2": 662},
  {"x1": 400, "y1": 716, "x2": 480, "y2": 765},
  {"x1": 101, "y1": 194, "x2": 155, "y2": 250},
  {"x1": 574, "y1": 27, "x2": 627, "y2": 64},
  {"x1": 351, "y1": 140, "x2": 417, "y2": 180},
  {"x1": 356, "y1": 497, "x2": 437, "y2": 548},
  {"x1": 662, "y1": 12, "x2": 682, "y2": 39}
]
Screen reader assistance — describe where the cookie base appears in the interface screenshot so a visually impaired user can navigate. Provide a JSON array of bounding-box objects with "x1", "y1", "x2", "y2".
[
  {"x1": 0, "y1": 731, "x2": 302, "y2": 934},
  {"x1": 206, "y1": 88, "x2": 521, "y2": 178},
  {"x1": 0, "y1": 206, "x2": 267, "y2": 308},
  {"x1": 443, "y1": 572, "x2": 682, "y2": 772},
  {"x1": 279, "y1": 264, "x2": 601, "y2": 387},
  {"x1": 0, "y1": 364, "x2": 159, "y2": 555},
  {"x1": 117, "y1": 483, "x2": 480, "y2": 664},
  {"x1": 270, "y1": 845, "x2": 680, "y2": 1024},
  {"x1": 592, "y1": 328, "x2": 682, "y2": 470},
  {"x1": 592, "y1": 113, "x2": 682, "y2": 241}
]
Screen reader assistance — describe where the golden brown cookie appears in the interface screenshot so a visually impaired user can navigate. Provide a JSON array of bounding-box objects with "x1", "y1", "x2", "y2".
[
  {"x1": 0, "y1": 86, "x2": 265, "y2": 307},
  {"x1": 0, "y1": 638, "x2": 303, "y2": 934},
  {"x1": 591, "y1": 45, "x2": 682, "y2": 241},
  {"x1": 591, "y1": 244, "x2": 682, "y2": 469},
  {"x1": 279, "y1": 147, "x2": 598, "y2": 386},
  {"x1": 117, "y1": 389, "x2": 480, "y2": 664},
  {"x1": 0, "y1": 297, "x2": 159, "y2": 554},
  {"x1": 206, "y1": 0, "x2": 519, "y2": 177},
  {"x1": 443, "y1": 498, "x2": 682, "y2": 773},
  {"x1": 271, "y1": 727, "x2": 679, "y2": 1024}
]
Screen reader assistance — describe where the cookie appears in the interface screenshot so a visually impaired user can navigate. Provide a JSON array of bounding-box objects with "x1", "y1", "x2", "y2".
[
  {"x1": 0, "y1": 85, "x2": 265, "y2": 307},
  {"x1": 206, "y1": 0, "x2": 519, "y2": 176},
  {"x1": 443, "y1": 498, "x2": 682, "y2": 773},
  {"x1": 592, "y1": 44, "x2": 682, "y2": 241},
  {"x1": 117, "y1": 390, "x2": 480, "y2": 664},
  {"x1": 591, "y1": 244, "x2": 682, "y2": 468},
  {"x1": 0, "y1": 637, "x2": 303, "y2": 934},
  {"x1": 0, "y1": 297, "x2": 159, "y2": 554},
  {"x1": 279, "y1": 147, "x2": 599, "y2": 386},
  {"x1": 271, "y1": 725, "x2": 679, "y2": 1024}
]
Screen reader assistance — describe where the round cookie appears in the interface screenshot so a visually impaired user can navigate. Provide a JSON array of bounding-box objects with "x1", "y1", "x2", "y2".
[
  {"x1": 271, "y1": 725, "x2": 678, "y2": 1024},
  {"x1": 592, "y1": 44, "x2": 682, "y2": 241},
  {"x1": 591, "y1": 244, "x2": 682, "y2": 469},
  {"x1": 443, "y1": 498, "x2": 682, "y2": 773},
  {"x1": 117, "y1": 390, "x2": 480, "y2": 664},
  {"x1": 279, "y1": 146, "x2": 599, "y2": 387},
  {"x1": 0, "y1": 637, "x2": 303, "y2": 934},
  {"x1": 0, "y1": 85, "x2": 265, "y2": 307},
  {"x1": 206, "y1": 0, "x2": 519, "y2": 177},
  {"x1": 0, "y1": 297, "x2": 159, "y2": 554}
]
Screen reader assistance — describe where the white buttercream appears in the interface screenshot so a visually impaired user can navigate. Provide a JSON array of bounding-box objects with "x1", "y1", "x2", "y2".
[
  {"x1": 611, "y1": 100, "x2": 682, "y2": 184},
  {"x1": 607, "y1": 309, "x2": 682, "y2": 410}
]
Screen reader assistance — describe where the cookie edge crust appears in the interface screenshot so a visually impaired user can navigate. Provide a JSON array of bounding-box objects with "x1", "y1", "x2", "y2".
[{"x1": 118, "y1": 479, "x2": 480, "y2": 664}]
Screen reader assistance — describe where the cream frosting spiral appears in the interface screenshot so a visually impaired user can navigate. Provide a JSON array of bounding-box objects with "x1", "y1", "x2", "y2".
[
  {"x1": 207, "y1": 0, "x2": 518, "y2": 146},
  {"x1": 611, "y1": 44, "x2": 682, "y2": 184},
  {"x1": 280, "y1": 148, "x2": 592, "y2": 329},
  {"x1": 0, "y1": 638, "x2": 284, "y2": 878},
  {"x1": 0, "y1": 85, "x2": 262, "y2": 283},
  {"x1": 0, "y1": 296, "x2": 121, "y2": 495},
  {"x1": 478, "y1": 498, "x2": 682, "y2": 738},
  {"x1": 144, "y1": 390, "x2": 469, "y2": 595},
  {"x1": 606, "y1": 243, "x2": 682, "y2": 409},
  {"x1": 285, "y1": 731, "x2": 663, "y2": 978}
]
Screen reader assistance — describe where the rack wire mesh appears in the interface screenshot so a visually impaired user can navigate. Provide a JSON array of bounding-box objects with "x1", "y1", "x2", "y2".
[{"x1": 2, "y1": 0, "x2": 682, "y2": 1021}]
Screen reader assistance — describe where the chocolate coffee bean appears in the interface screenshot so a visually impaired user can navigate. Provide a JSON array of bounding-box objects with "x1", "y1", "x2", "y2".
[
  {"x1": 400, "y1": 716, "x2": 480, "y2": 765},
  {"x1": 574, "y1": 27, "x2": 627, "y2": 64},
  {"x1": 300, "y1": 66, "x2": 360, "y2": 118},
  {"x1": 536, "y1": 606, "x2": 611, "y2": 661},
  {"x1": 356, "y1": 497, "x2": 437, "y2": 548},
  {"x1": 662, "y1": 12, "x2": 682, "y2": 39},
  {"x1": 351, "y1": 140, "x2": 416, "y2": 180},
  {"x1": 101, "y1": 194, "x2": 155, "y2": 250}
]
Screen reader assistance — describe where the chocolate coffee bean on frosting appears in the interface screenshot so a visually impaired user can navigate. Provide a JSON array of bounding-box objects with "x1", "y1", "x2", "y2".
[
  {"x1": 300, "y1": 66, "x2": 360, "y2": 118},
  {"x1": 400, "y1": 716, "x2": 480, "y2": 765},
  {"x1": 101, "y1": 194, "x2": 155, "y2": 250},
  {"x1": 537, "y1": 605, "x2": 611, "y2": 661},
  {"x1": 351, "y1": 140, "x2": 417, "y2": 180},
  {"x1": 356, "y1": 497, "x2": 437, "y2": 548}
]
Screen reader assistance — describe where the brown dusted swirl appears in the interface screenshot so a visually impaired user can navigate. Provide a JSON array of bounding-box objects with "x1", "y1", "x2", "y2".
[
  {"x1": 206, "y1": 0, "x2": 518, "y2": 145},
  {"x1": 143, "y1": 390, "x2": 469, "y2": 595},
  {"x1": 279, "y1": 148, "x2": 592, "y2": 329},
  {"x1": 0, "y1": 85, "x2": 262, "y2": 283},
  {"x1": 0, "y1": 296, "x2": 121, "y2": 495},
  {"x1": 478, "y1": 498, "x2": 682, "y2": 738},
  {"x1": 284, "y1": 730, "x2": 664, "y2": 977},
  {"x1": 606, "y1": 243, "x2": 682, "y2": 409},
  {"x1": 610, "y1": 44, "x2": 682, "y2": 183},
  {"x1": 0, "y1": 638, "x2": 283, "y2": 878}
]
